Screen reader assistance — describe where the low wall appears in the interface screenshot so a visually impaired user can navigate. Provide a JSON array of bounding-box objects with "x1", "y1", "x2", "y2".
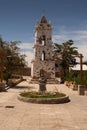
[{"x1": 18, "y1": 95, "x2": 70, "y2": 104}]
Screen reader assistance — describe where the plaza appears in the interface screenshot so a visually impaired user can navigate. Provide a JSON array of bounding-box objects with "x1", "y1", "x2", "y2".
[
  {"x1": 0, "y1": 1, "x2": 87, "y2": 129},
  {"x1": 0, "y1": 79, "x2": 87, "y2": 130}
]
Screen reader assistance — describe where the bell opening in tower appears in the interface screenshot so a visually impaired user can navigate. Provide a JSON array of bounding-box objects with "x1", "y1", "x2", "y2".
[{"x1": 41, "y1": 35, "x2": 46, "y2": 46}]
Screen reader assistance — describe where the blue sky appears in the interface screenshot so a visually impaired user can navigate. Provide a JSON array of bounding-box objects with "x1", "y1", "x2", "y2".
[{"x1": 0, "y1": 0, "x2": 87, "y2": 66}]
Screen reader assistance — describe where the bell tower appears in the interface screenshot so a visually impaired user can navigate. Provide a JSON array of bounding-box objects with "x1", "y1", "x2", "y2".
[{"x1": 31, "y1": 16, "x2": 55, "y2": 79}]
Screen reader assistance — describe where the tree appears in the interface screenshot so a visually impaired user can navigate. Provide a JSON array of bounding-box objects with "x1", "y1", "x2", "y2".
[
  {"x1": 0, "y1": 37, "x2": 7, "y2": 82},
  {"x1": 54, "y1": 40, "x2": 79, "y2": 80},
  {"x1": 0, "y1": 36, "x2": 26, "y2": 83},
  {"x1": 6, "y1": 41, "x2": 26, "y2": 68}
]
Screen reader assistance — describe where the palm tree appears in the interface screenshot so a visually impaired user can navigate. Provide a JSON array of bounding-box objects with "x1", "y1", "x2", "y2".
[{"x1": 54, "y1": 40, "x2": 79, "y2": 80}]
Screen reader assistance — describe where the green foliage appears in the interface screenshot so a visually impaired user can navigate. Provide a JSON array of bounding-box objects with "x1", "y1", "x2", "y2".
[
  {"x1": 3, "y1": 71, "x2": 11, "y2": 82},
  {"x1": 65, "y1": 71, "x2": 87, "y2": 85},
  {"x1": 0, "y1": 36, "x2": 26, "y2": 82},
  {"x1": 65, "y1": 71, "x2": 74, "y2": 81},
  {"x1": 20, "y1": 92, "x2": 66, "y2": 98},
  {"x1": 54, "y1": 40, "x2": 79, "y2": 78}
]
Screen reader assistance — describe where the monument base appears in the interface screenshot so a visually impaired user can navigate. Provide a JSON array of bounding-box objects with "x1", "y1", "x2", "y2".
[{"x1": 29, "y1": 78, "x2": 59, "y2": 84}]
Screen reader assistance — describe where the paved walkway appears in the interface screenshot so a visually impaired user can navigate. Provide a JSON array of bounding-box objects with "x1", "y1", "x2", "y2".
[{"x1": 0, "y1": 80, "x2": 87, "y2": 130}]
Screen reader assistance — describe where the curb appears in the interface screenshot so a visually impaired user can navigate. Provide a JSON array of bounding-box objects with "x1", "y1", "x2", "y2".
[{"x1": 18, "y1": 95, "x2": 70, "y2": 104}]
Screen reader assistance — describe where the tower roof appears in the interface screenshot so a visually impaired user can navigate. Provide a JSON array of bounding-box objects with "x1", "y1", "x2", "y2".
[{"x1": 40, "y1": 16, "x2": 48, "y2": 23}]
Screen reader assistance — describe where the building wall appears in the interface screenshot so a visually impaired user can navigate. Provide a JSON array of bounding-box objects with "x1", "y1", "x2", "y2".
[
  {"x1": 12, "y1": 67, "x2": 31, "y2": 76},
  {"x1": 31, "y1": 60, "x2": 55, "y2": 79}
]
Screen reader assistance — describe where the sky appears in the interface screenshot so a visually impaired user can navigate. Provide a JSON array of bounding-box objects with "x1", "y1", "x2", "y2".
[{"x1": 0, "y1": 0, "x2": 87, "y2": 66}]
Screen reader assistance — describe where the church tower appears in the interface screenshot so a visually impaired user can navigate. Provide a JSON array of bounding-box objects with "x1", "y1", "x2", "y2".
[{"x1": 31, "y1": 16, "x2": 55, "y2": 79}]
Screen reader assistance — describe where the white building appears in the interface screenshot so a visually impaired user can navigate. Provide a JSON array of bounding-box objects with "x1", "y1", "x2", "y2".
[{"x1": 71, "y1": 64, "x2": 87, "y2": 71}]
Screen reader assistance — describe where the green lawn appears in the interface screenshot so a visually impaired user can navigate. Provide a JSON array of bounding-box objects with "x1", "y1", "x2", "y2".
[{"x1": 20, "y1": 92, "x2": 66, "y2": 98}]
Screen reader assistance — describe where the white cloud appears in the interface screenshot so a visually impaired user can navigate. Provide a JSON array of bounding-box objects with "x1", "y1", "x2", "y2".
[
  {"x1": 25, "y1": 51, "x2": 34, "y2": 67},
  {"x1": 19, "y1": 42, "x2": 33, "y2": 50},
  {"x1": 18, "y1": 42, "x2": 34, "y2": 67},
  {"x1": 53, "y1": 28, "x2": 87, "y2": 62}
]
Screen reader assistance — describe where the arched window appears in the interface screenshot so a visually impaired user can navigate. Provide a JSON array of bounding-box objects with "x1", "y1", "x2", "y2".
[
  {"x1": 41, "y1": 35, "x2": 46, "y2": 45},
  {"x1": 42, "y1": 51, "x2": 45, "y2": 61},
  {"x1": 39, "y1": 35, "x2": 46, "y2": 45}
]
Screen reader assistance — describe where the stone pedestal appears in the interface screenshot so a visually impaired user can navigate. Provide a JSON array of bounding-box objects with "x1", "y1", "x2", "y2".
[
  {"x1": 0, "y1": 83, "x2": 6, "y2": 92},
  {"x1": 39, "y1": 76, "x2": 47, "y2": 93},
  {"x1": 78, "y1": 85, "x2": 85, "y2": 95}
]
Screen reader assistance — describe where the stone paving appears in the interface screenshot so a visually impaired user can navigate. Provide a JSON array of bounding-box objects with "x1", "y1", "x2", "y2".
[{"x1": 0, "y1": 80, "x2": 87, "y2": 130}]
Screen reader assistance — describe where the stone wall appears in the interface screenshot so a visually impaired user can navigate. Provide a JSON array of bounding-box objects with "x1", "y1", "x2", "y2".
[
  {"x1": 12, "y1": 67, "x2": 31, "y2": 76},
  {"x1": 31, "y1": 60, "x2": 55, "y2": 79}
]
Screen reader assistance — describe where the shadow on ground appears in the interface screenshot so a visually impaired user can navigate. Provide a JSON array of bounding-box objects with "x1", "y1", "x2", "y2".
[{"x1": 11, "y1": 86, "x2": 35, "y2": 90}]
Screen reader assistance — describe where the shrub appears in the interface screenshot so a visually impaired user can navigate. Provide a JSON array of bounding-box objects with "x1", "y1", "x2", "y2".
[{"x1": 65, "y1": 71, "x2": 87, "y2": 86}]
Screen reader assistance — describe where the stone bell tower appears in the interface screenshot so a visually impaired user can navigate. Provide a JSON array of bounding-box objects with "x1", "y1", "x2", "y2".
[{"x1": 31, "y1": 16, "x2": 55, "y2": 79}]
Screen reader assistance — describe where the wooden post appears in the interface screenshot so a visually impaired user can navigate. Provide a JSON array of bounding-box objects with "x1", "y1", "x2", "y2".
[
  {"x1": 0, "y1": 55, "x2": 3, "y2": 82},
  {"x1": 80, "y1": 54, "x2": 83, "y2": 85},
  {"x1": 0, "y1": 52, "x2": 5, "y2": 82}
]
